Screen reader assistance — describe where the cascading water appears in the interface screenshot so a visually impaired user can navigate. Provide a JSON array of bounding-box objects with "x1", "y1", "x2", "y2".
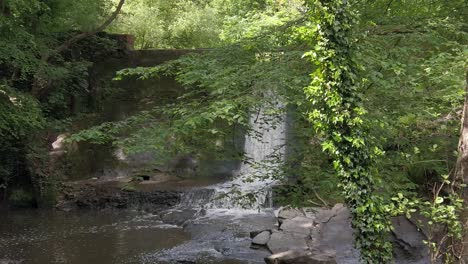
[{"x1": 180, "y1": 101, "x2": 287, "y2": 210}]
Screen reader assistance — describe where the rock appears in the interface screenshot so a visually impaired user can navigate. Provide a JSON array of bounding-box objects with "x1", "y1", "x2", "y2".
[
  {"x1": 315, "y1": 203, "x2": 347, "y2": 223},
  {"x1": 214, "y1": 245, "x2": 232, "y2": 255},
  {"x1": 161, "y1": 209, "x2": 197, "y2": 226},
  {"x1": 391, "y1": 216, "x2": 428, "y2": 262},
  {"x1": 265, "y1": 250, "x2": 337, "y2": 264},
  {"x1": 392, "y1": 216, "x2": 426, "y2": 248},
  {"x1": 267, "y1": 231, "x2": 308, "y2": 254},
  {"x1": 252, "y1": 231, "x2": 271, "y2": 245},
  {"x1": 65, "y1": 183, "x2": 181, "y2": 211},
  {"x1": 310, "y1": 206, "x2": 359, "y2": 263},
  {"x1": 250, "y1": 230, "x2": 264, "y2": 238},
  {"x1": 55, "y1": 203, "x2": 72, "y2": 212},
  {"x1": 280, "y1": 216, "x2": 315, "y2": 237},
  {"x1": 277, "y1": 207, "x2": 306, "y2": 223},
  {"x1": 318, "y1": 216, "x2": 353, "y2": 244}
]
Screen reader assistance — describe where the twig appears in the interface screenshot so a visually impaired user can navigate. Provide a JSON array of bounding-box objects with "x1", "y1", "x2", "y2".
[
  {"x1": 313, "y1": 189, "x2": 329, "y2": 207},
  {"x1": 384, "y1": 0, "x2": 395, "y2": 15}
]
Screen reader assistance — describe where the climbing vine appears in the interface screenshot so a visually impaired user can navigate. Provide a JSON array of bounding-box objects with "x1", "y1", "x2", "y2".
[{"x1": 304, "y1": 0, "x2": 393, "y2": 262}]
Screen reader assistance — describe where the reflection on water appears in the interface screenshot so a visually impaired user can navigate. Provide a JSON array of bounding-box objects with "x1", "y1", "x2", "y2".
[{"x1": 0, "y1": 209, "x2": 189, "y2": 264}]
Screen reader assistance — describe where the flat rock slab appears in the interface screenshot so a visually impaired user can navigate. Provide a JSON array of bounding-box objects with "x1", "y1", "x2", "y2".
[
  {"x1": 252, "y1": 231, "x2": 271, "y2": 245},
  {"x1": 277, "y1": 207, "x2": 306, "y2": 223},
  {"x1": 267, "y1": 232, "x2": 308, "y2": 254},
  {"x1": 265, "y1": 250, "x2": 337, "y2": 264},
  {"x1": 280, "y1": 216, "x2": 315, "y2": 237}
]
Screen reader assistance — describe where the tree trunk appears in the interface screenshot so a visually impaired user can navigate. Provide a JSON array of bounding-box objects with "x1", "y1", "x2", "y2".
[
  {"x1": 31, "y1": 0, "x2": 126, "y2": 98},
  {"x1": 453, "y1": 70, "x2": 468, "y2": 263},
  {"x1": 0, "y1": 0, "x2": 11, "y2": 16}
]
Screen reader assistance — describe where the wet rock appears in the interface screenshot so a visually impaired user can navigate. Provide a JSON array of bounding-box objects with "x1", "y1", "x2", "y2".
[
  {"x1": 60, "y1": 183, "x2": 181, "y2": 211},
  {"x1": 55, "y1": 203, "x2": 72, "y2": 212},
  {"x1": 182, "y1": 220, "x2": 231, "y2": 240},
  {"x1": 252, "y1": 231, "x2": 271, "y2": 245},
  {"x1": 267, "y1": 231, "x2": 308, "y2": 254},
  {"x1": 277, "y1": 207, "x2": 306, "y2": 223},
  {"x1": 161, "y1": 209, "x2": 197, "y2": 226},
  {"x1": 176, "y1": 261, "x2": 196, "y2": 264},
  {"x1": 265, "y1": 250, "x2": 336, "y2": 264},
  {"x1": 0, "y1": 259, "x2": 24, "y2": 264},
  {"x1": 280, "y1": 216, "x2": 315, "y2": 237}
]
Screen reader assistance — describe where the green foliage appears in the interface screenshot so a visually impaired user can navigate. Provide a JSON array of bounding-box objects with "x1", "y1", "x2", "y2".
[
  {"x1": 110, "y1": 0, "x2": 306, "y2": 49},
  {"x1": 120, "y1": 182, "x2": 137, "y2": 192},
  {"x1": 0, "y1": 85, "x2": 45, "y2": 139},
  {"x1": 388, "y1": 175, "x2": 464, "y2": 263},
  {"x1": 8, "y1": 188, "x2": 35, "y2": 207},
  {"x1": 0, "y1": 85, "x2": 45, "y2": 191},
  {"x1": 349, "y1": 7, "x2": 468, "y2": 241},
  {"x1": 111, "y1": 44, "x2": 311, "y2": 159},
  {"x1": 110, "y1": 0, "x2": 222, "y2": 49},
  {"x1": 303, "y1": 1, "x2": 393, "y2": 262},
  {"x1": 0, "y1": 0, "x2": 124, "y2": 205}
]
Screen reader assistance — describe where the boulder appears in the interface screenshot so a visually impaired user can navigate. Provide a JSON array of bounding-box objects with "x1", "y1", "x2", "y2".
[
  {"x1": 280, "y1": 216, "x2": 315, "y2": 237},
  {"x1": 267, "y1": 231, "x2": 308, "y2": 254},
  {"x1": 252, "y1": 231, "x2": 271, "y2": 245},
  {"x1": 315, "y1": 204, "x2": 347, "y2": 223},
  {"x1": 391, "y1": 216, "x2": 428, "y2": 262},
  {"x1": 265, "y1": 250, "x2": 337, "y2": 264},
  {"x1": 392, "y1": 216, "x2": 426, "y2": 249},
  {"x1": 310, "y1": 206, "x2": 359, "y2": 263}
]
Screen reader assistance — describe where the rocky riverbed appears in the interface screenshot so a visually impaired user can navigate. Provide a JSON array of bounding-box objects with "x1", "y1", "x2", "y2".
[
  {"x1": 1, "y1": 176, "x2": 430, "y2": 264},
  {"x1": 249, "y1": 204, "x2": 429, "y2": 264}
]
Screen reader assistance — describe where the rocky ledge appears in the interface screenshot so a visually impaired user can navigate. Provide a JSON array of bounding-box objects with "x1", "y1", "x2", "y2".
[
  {"x1": 249, "y1": 204, "x2": 429, "y2": 264},
  {"x1": 56, "y1": 182, "x2": 180, "y2": 211}
]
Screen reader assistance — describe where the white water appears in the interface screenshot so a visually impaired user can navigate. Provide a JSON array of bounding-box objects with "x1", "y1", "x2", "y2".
[{"x1": 181, "y1": 101, "x2": 287, "y2": 210}]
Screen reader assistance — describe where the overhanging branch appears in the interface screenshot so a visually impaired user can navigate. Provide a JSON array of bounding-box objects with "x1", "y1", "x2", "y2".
[{"x1": 31, "y1": 0, "x2": 126, "y2": 97}]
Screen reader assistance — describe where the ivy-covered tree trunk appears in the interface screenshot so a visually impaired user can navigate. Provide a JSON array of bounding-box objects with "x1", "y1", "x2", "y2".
[
  {"x1": 454, "y1": 71, "x2": 468, "y2": 263},
  {"x1": 304, "y1": 0, "x2": 392, "y2": 262}
]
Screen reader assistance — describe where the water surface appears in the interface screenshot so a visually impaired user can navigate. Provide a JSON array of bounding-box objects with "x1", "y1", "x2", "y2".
[{"x1": 0, "y1": 209, "x2": 188, "y2": 264}]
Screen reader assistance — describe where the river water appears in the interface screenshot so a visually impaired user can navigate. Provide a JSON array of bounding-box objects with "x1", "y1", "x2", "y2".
[
  {"x1": 0, "y1": 208, "x2": 275, "y2": 264},
  {"x1": 0, "y1": 209, "x2": 187, "y2": 264}
]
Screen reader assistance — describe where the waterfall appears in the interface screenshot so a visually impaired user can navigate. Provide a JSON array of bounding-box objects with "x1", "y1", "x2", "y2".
[{"x1": 180, "y1": 101, "x2": 286, "y2": 210}]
